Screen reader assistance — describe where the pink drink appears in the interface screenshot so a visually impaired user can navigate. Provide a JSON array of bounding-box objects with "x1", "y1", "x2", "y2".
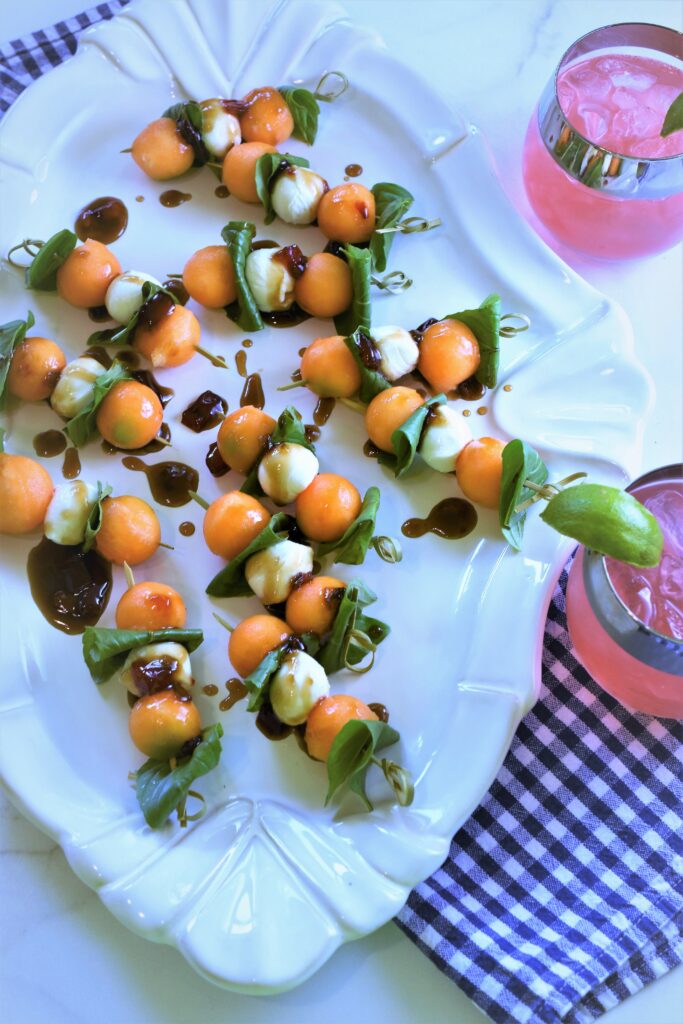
[
  {"x1": 566, "y1": 477, "x2": 683, "y2": 717},
  {"x1": 524, "y1": 47, "x2": 683, "y2": 260}
]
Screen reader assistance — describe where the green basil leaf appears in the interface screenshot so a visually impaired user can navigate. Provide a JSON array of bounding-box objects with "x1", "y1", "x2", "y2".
[
  {"x1": 25, "y1": 229, "x2": 78, "y2": 291},
  {"x1": 82, "y1": 626, "x2": 204, "y2": 684},
  {"x1": 81, "y1": 481, "x2": 113, "y2": 553},
  {"x1": 369, "y1": 182, "x2": 414, "y2": 272},
  {"x1": 444, "y1": 293, "x2": 501, "y2": 389},
  {"x1": 342, "y1": 328, "x2": 391, "y2": 404},
  {"x1": 205, "y1": 512, "x2": 291, "y2": 597},
  {"x1": 162, "y1": 100, "x2": 208, "y2": 166},
  {"x1": 540, "y1": 483, "x2": 664, "y2": 568},
  {"x1": 242, "y1": 642, "x2": 290, "y2": 713},
  {"x1": 241, "y1": 405, "x2": 314, "y2": 496},
  {"x1": 222, "y1": 221, "x2": 264, "y2": 332},
  {"x1": 87, "y1": 280, "x2": 172, "y2": 346},
  {"x1": 317, "y1": 578, "x2": 389, "y2": 674},
  {"x1": 334, "y1": 244, "x2": 372, "y2": 336},
  {"x1": 254, "y1": 153, "x2": 310, "y2": 224},
  {"x1": 499, "y1": 439, "x2": 548, "y2": 550},
  {"x1": 315, "y1": 486, "x2": 380, "y2": 564},
  {"x1": 661, "y1": 91, "x2": 683, "y2": 137},
  {"x1": 387, "y1": 393, "x2": 446, "y2": 478},
  {"x1": 135, "y1": 723, "x2": 223, "y2": 829},
  {"x1": 325, "y1": 719, "x2": 400, "y2": 809},
  {"x1": 63, "y1": 361, "x2": 130, "y2": 448},
  {"x1": 0, "y1": 311, "x2": 35, "y2": 408},
  {"x1": 279, "y1": 86, "x2": 320, "y2": 144}
]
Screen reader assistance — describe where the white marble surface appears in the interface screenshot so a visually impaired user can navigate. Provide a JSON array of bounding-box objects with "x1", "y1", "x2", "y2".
[{"x1": 1, "y1": 1, "x2": 682, "y2": 1022}]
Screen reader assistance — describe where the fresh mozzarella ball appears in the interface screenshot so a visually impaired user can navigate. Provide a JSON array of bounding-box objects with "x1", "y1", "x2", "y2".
[
  {"x1": 50, "y1": 357, "x2": 107, "y2": 419},
  {"x1": 105, "y1": 270, "x2": 162, "y2": 324},
  {"x1": 245, "y1": 248, "x2": 296, "y2": 312},
  {"x1": 271, "y1": 167, "x2": 328, "y2": 225},
  {"x1": 119, "y1": 642, "x2": 193, "y2": 696},
  {"x1": 200, "y1": 98, "x2": 241, "y2": 158},
  {"x1": 270, "y1": 650, "x2": 330, "y2": 726},
  {"x1": 373, "y1": 326, "x2": 420, "y2": 382},
  {"x1": 245, "y1": 540, "x2": 313, "y2": 605},
  {"x1": 419, "y1": 403, "x2": 472, "y2": 473},
  {"x1": 43, "y1": 481, "x2": 99, "y2": 546},
  {"x1": 257, "y1": 443, "x2": 319, "y2": 505}
]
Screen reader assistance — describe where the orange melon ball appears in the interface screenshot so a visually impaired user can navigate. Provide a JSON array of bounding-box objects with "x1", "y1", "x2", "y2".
[
  {"x1": 240, "y1": 87, "x2": 293, "y2": 145},
  {"x1": 295, "y1": 473, "x2": 361, "y2": 543},
  {"x1": 294, "y1": 253, "x2": 353, "y2": 319},
  {"x1": 216, "y1": 406, "x2": 276, "y2": 474},
  {"x1": 203, "y1": 491, "x2": 270, "y2": 560},
  {"x1": 228, "y1": 614, "x2": 293, "y2": 678},
  {"x1": 222, "y1": 141, "x2": 278, "y2": 203},
  {"x1": 56, "y1": 239, "x2": 122, "y2": 308},
  {"x1": 300, "y1": 335, "x2": 361, "y2": 399},
  {"x1": 0, "y1": 453, "x2": 53, "y2": 534},
  {"x1": 116, "y1": 582, "x2": 187, "y2": 631},
  {"x1": 129, "y1": 691, "x2": 201, "y2": 759},
  {"x1": 95, "y1": 495, "x2": 161, "y2": 566},
  {"x1": 317, "y1": 183, "x2": 376, "y2": 244},
  {"x1": 8, "y1": 336, "x2": 66, "y2": 402},
  {"x1": 133, "y1": 303, "x2": 200, "y2": 368},
  {"x1": 455, "y1": 437, "x2": 505, "y2": 509},
  {"x1": 131, "y1": 117, "x2": 194, "y2": 181},
  {"x1": 365, "y1": 386, "x2": 424, "y2": 453},
  {"x1": 418, "y1": 319, "x2": 481, "y2": 393},
  {"x1": 182, "y1": 245, "x2": 237, "y2": 308},
  {"x1": 305, "y1": 694, "x2": 378, "y2": 762},
  {"x1": 96, "y1": 380, "x2": 163, "y2": 450},
  {"x1": 285, "y1": 576, "x2": 346, "y2": 636}
]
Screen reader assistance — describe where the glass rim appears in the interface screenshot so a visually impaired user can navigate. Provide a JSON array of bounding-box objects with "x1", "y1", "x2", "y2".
[
  {"x1": 601, "y1": 462, "x2": 683, "y2": 647},
  {"x1": 553, "y1": 21, "x2": 683, "y2": 164}
]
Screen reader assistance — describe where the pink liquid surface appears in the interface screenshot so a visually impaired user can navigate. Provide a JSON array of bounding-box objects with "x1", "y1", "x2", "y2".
[
  {"x1": 566, "y1": 479, "x2": 683, "y2": 718},
  {"x1": 523, "y1": 53, "x2": 683, "y2": 259}
]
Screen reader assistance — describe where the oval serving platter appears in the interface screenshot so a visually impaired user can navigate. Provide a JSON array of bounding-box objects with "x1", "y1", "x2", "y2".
[{"x1": 0, "y1": 0, "x2": 652, "y2": 994}]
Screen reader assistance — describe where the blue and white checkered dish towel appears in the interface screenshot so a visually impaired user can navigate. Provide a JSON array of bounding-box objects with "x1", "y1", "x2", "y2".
[{"x1": 2, "y1": 7, "x2": 681, "y2": 1022}]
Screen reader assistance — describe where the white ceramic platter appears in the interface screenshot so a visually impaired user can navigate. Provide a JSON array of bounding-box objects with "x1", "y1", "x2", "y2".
[{"x1": 0, "y1": 0, "x2": 652, "y2": 994}]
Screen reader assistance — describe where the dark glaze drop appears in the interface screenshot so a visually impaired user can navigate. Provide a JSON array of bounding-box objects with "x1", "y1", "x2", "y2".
[
  {"x1": 409, "y1": 317, "x2": 438, "y2": 344},
  {"x1": 290, "y1": 368, "x2": 303, "y2": 383},
  {"x1": 345, "y1": 163, "x2": 363, "y2": 177},
  {"x1": 214, "y1": 185, "x2": 230, "y2": 198},
  {"x1": 179, "y1": 521, "x2": 195, "y2": 536},
  {"x1": 135, "y1": 195, "x2": 144, "y2": 203},
  {"x1": 363, "y1": 440, "x2": 381, "y2": 459},
  {"x1": 27, "y1": 537, "x2": 111, "y2": 635},
  {"x1": 62, "y1": 447, "x2": 81, "y2": 479},
  {"x1": 220, "y1": 98, "x2": 248, "y2": 117},
  {"x1": 75, "y1": 196, "x2": 128, "y2": 243},
  {"x1": 131, "y1": 369, "x2": 174, "y2": 407},
  {"x1": 220, "y1": 678, "x2": 248, "y2": 712},
  {"x1": 122, "y1": 457, "x2": 199, "y2": 507},
  {"x1": 137, "y1": 291, "x2": 175, "y2": 332},
  {"x1": 503, "y1": 384, "x2": 513, "y2": 392},
  {"x1": 261, "y1": 305, "x2": 311, "y2": 328},
  {"x1": 251, "y1": 240, "x2": 280, "y2": 251},
  {"x1": 33, "y1": 430, "x2": 66, "y2": 458},
  {"x1": 323, "y1": 240, "x2": 346, "y2": 260},
  {"x1": 457, "y1": 376, "x2": 486, "y2": 402},
  {"x1": 202, "y1": 684, "x2": 219, "y2": 696},
  {"x1": 159, "y1": 189, "x2": 192, "y2": 208},
  {"x1": 240, "y1": 373, "x2": 265, "y2": 409},
  {"x1": 88, "y1": 305, "x2": 112, "y2": 323},
  {"x1": 116, "y1": 349, "x2": 140, "y2": 369},
  {"x1": 401, "y1": 498, "x2": 477, "y2": 540},
  {"x1": 181, "y1": 390, "x2": 227, "y2": 432},
  {"x1": 477, "y1": 406, "x2": 487, "y2": 416},
  {"x1": 368, "y1": 702, "x2": 389, "y2": 723},
  {"x1": 235, "y1": 349, "x2": 248, "y2": 377},
  {"x1": 298, "y1": 346, "x2": 308, "y2": 357},
  {"x1": 356, "y1": 330, "x2": 382, "y2": 370},
  {"x1": 82, "y1": 346, "x2": 113, "y2": 369},
  {"x1": 130, "y1": 655, "x2": 180, "y2": 696},
  {"x1": 242, "y1": 338, "x2": 253, "y2": 348},
  {"x1": 304, "y1": 424, "x2": 321, "y2": 444},
  {"x1": 162, "y1": 278, "x2": 189, "y2": 306},
  {"x1": 256, "y1": 702, "x2": 292, "y2": 741},
  {"x1": 273, "y1": 245, "x2": 307, "y2": 279},
  {"x1": 313, "y1": 397, "x2": 335, "y2": 426},
  {"x1": 206, "y1": 442, "x2": 229, "y2": 477}
]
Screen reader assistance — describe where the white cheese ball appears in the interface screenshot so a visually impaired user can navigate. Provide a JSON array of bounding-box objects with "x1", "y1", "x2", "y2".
[
  {"x1": 43, "y1": 481, "x2": 99, "y2": 546},
  {"x1": 119, "y1": 642, "x2": 193, "y2": 696},
  {"x1": 271, "y1": 167, "x2": 328, "y2": 225},
  {"x1": 270, "y1": 650, "x2": 329, "y2": 726},
  {"x1": 245, "y1": 248, "x2": 296, "y2": 312},
  {"x1": 419, "y1": 403, "x2": 472, "y2": 473},
  {"x1": 245, "y1": 540, "x2": 313, "y2": 605},
  {"x1": 257, "y1": 443, "x2": 319, "y2": 506},
  {"x1": 105, "y1": 269, "x2": 162, "y2": 324},
  {"x1": 200, "y1": 98, "x2": 241, "y2": 159},
  {"x1": 373, "y1": 326, "x2": 420, "y2": 381},
  {"x1": 50, "y1": 357, "x2": 107, "y2": 419}
]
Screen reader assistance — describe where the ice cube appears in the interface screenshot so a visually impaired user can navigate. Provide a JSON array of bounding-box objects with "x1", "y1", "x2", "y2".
[
  {"x1": 643, "y1": 83, "x2": 681, "y2": 113},
  {"x1": 566, "y1": 64, "x2": 612, "y2": 102},
  {"x1": 612, "y1": 88, "x2": 639, "y2": 111},
  {"x1": 645, "y1": 488, "x2": 683, "y2": 558},
  {"x1": 610, "y1": 71, "x2": 656, "y2": 92},
  {"x1": 575, "y1": 101, "x2": 609, "y2": 141},
  {"x1": 612, "y1": 107, "x2": 661, "y2": 140}
]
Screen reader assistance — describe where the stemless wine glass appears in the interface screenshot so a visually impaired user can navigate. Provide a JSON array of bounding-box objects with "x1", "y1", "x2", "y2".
[
  {"x1": 566, "y1": 464, "x2": 683, "y2": 717},
  {"x1": 523, "y1": 23, "x2": 683, "y2": 260}
]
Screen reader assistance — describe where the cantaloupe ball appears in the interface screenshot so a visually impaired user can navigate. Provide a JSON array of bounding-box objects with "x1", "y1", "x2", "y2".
[
  {"x1": 133, "y1": 304, "x2": 200, "y2": 368},
  {"x1": 300, "y1": 335, "x2": 361, "y2": 399},
  {"x1": 56, "y1": 239, "x2": 122, "y2": 308},
  {"x1": 203, "y1": 491, "x2": 270, "y2": 560},
  {"x1": 222, "y1": 141, "x2": 278, "y2": 203},
  {"x1": 95, "y1": 495, "x2": 161, "y2": 565},
  {"x1": 455, "y1": 437, "x2": 505, "y2": 509},
  {"x1": 240, "y1": 87, "x2": 293, "y2": 145},
  {"x1": 285, "y1": 576, "x2": 346, "y2": 636},
  {"x1": 228, "y1": 614, "x2": 293, "y2": 678},
  {"x1": 294, "y1": 253, "x2": 353, "y2": 318},
  {"x1": 216, "y1": 406, "x2": 276, "y2": 474},
  {"x1": 365, "y1": 387, "x2": 424, "y2": 453},
  {"x1": 96, "y1": 380, "x2": 163, "y2": 450},
  {"x1": 8, "y1": 336, "x2": 66, "y2": 402},
  {"x1": 295, "y1": 474, "x2": 361, "y2": 543},
  {"x1": 129, "y1": 691, "x2": 201, "y2": 759},
  {"x1": 131, "y1": 117, "x2": 194, "y2": 181},
  {"x1": 0, "y1": 453, "x2": 53, "y2": 534},
  {"x1": 182, "y1": 245, "x2": 237, "y2": 308},
  {"x1": 418, "y1": 319, "x2": 481, "y2": 392},
  {"x1": 116, "y1": 582, "x2": 187, "y2": 630},
  {"x1": 317, "y1": 183, "x2": 376, "y2": 243},
  {"x1": 305, "y1": 694, "x2": 378, "y2": 762}
]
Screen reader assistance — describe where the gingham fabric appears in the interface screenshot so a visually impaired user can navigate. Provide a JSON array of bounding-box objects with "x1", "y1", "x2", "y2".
[{"x1": 2, "y1": 8, "x2": 681, "y2": 1023}]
